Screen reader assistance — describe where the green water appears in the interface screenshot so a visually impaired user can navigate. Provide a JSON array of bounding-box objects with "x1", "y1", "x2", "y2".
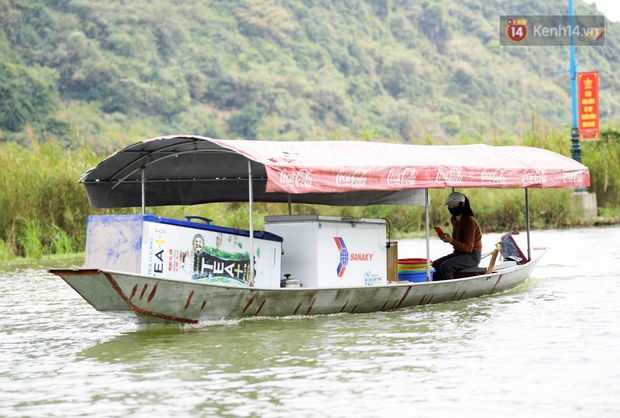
[{"x1": 1, "y1": 227, "x2": 619, "y2": 417}]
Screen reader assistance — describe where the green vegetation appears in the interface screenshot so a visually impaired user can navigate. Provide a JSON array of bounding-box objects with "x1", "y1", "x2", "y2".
[
  {"x1": 0, "y1": 140, "x2": 96, "y2": 259},
  {"x1": 0, "y1": 0, "x2": 619, "y2": 262},
  {"x1": 0, "y1": 127, "x2": 618, "y2": 262},
  {"x1": 1, "y1": 0, "x2": 619, "y2": 148},
  {"x1": 582, "y1": 129, "x2": 620, "y2": 208}
]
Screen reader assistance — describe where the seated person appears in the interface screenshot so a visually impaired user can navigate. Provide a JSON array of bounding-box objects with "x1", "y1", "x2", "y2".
[{"x1": 432, "y1": 192, "x2": 482, "y2": 281}]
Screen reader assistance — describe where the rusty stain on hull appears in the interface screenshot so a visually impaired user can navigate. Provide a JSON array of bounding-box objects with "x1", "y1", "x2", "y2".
[
  {"x1": 255, "y1": 300, "x2": 266, "y2": 316},
  {"x1": 394, "y1": 286, "x2": 412, "y2": 310},
  {"x1": 103, "y1": 273, "x2": 198, "y2": 324},
  {"x1": 305, "y1": 298, "x2": 317, "y2": 315},
  {"x1": 147, "y1": 284, "x2": 158, "y2": 302},
  {"x1": 185, "y1": 291, "x2": 194, "y2": 310},
  {"x1": 491, "y1": 276, "x2": 502, "y2": 292},
  {"x1": 242, "y1": 297, "x2": 255, "y2": 314}
]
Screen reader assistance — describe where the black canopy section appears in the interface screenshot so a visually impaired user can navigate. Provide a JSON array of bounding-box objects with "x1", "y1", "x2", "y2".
[{"x1": 79, "y1": 135, "x2": 426, "y2": 208}]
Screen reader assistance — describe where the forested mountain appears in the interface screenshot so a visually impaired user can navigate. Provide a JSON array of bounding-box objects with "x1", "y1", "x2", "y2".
[{"x1": 1, "y1": 0, "x2": 618, "y2": 151}]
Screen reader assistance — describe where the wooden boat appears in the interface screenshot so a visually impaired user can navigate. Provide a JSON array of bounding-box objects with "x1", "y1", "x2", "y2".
[{"x1": 49, "y1": 135, "x2": 590, "y2": 324}]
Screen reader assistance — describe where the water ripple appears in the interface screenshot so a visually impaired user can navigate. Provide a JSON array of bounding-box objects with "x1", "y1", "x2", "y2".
[{"x1": 1, "y1": 228, "x2": 619, "y2": 417}]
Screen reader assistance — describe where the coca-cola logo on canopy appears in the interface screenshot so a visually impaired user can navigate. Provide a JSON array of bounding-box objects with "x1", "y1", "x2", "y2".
[
  {"x1": 387, "y1": 168, "x2": 417, "y2": 186},
  {"x1": 436, "y1": 167, "x2": 463, "y2": 184},
  {"x1": 481, "y1": 168, "x2": 506, "y2": 185},
  {"x1": 336, "y1": 169, "x2": 367, "y2": 188},
  {"x1": 562, "y1": 171, "x2": 584, "y2": 184},
  {"x1": 280, "y1": 168, "x2": 313, "y2": 188},
  {"x1": 521, "y1": 169, "x2": 547, "y2": 186}
]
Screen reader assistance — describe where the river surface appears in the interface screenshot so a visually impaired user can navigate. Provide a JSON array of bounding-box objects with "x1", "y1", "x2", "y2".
[{"x1": 1, "y1": 226, "x2": 619, "y2": 417}]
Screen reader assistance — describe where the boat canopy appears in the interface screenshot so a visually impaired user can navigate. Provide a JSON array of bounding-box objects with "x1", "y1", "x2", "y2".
[{"x1": 79, "y1": 135, "x2": 591, "y2": 208}]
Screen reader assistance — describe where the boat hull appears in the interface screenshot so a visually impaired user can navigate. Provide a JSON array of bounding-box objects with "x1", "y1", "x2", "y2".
[{"x1": 50, "y1": 248, "x2": 548, "y2": 324}]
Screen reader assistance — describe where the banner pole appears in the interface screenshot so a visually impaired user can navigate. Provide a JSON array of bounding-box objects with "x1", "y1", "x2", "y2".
[{"x1": 569, "y1": 0, "x2": 582, "y2": 164}]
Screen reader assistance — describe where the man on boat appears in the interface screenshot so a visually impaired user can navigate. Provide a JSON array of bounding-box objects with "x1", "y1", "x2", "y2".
[{"x1": 432, "y1": 192, "x2": 482, "y2": 281}]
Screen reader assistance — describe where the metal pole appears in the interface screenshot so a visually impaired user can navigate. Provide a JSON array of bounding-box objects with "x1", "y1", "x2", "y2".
[
  {"x1": 141, "y1": 167, "x2": 145, "y2": 215},
  {"x1": 248, "y1": 160, "x2": 255, "y2": 285},
  {"x1": 288, "y1": 194, "x2": 292, "y2": 215},
  {"x1": 525, "y1": 188, "x2": 531, "y2": 262},
  {"x1": 569, "y1": 0, "x2": 582, "y2": 163},
  {"x1": 425, "y1": 188, "x2": 431, "y2": 281}
]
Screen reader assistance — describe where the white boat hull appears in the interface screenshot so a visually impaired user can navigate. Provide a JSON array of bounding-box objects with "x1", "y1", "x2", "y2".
[{"x1": 50, "y1": 248, "x2": 548, "y2": 324}]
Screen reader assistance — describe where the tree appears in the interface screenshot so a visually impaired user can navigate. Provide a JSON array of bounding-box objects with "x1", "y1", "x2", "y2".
[{"x1": 0, "y1": 62, "x2": 59, "y2": 133}]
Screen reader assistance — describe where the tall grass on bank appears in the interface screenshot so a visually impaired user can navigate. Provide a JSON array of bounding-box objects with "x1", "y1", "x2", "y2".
[
  {"x1": 0, "y1": 128, "x2": 618, "y2": 262},
  {"x1": 582, "y1": 129, "x2": 620, "y2": 208},
  {"x1": 520, "y1": 121, "x2": 620, "y2": 212},
  {"x1": 0, "y1": 140, "x2": 102, "y2": 260}
]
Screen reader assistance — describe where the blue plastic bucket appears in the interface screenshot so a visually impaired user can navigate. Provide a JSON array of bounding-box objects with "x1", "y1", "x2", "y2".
[{"x1": 398, "y1": 269, "x2": 434, "y2": 282}]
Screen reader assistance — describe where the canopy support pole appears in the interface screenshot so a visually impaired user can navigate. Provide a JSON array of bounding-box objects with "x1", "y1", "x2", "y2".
[
  {"x1": 288, "y1": 194, "x2": 292, "y2": 215},
  {"x1": 248, "y1": 160, "x2": 255, "y2": 285},
  {"x1": 525, "y1": 188, "x2": 531, "y2": 261},
  {"x1": 141, "y1": 167, "x2": 145, "y2": 215},
  {"x1": 425, "y1": 188, "x2": 431, "y2": 281}
]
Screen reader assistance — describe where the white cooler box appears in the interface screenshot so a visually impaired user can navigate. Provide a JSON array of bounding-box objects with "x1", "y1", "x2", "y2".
[
  {"x1": 265, "y1": 215, "x2": 387, "y2": 288},
  {"x1": 84, "y1": 214, "x2": 283, "y2": 288}
]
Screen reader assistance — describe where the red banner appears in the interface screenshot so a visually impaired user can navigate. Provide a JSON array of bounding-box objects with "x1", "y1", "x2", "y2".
[{"x1": 578, "y1": 71, "x2": 600, "y2": 140}]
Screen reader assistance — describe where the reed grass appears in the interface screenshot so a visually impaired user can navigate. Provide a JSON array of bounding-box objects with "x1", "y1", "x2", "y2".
[
  {"x1": 0, "y1": 240, "x2": 12, "y2": 261},
  {"x1": 0, "y1": 139, "x2": 106, "y2": 260},
  {"x1": 51, "y1": 224, "x2": 75, "y2": 255},
  {"x1": 582, "y1": 130, "x2": 620, "y2": 208},
  {"x1": 0, "y1": 126, "x2": 618, "y2": 262},
  {"x1": 21, "y1": 218, "x2": 44, "y2": 259}
]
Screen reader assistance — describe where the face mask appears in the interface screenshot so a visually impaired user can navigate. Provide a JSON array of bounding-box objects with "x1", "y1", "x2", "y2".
[{"x1": 448, "y1": 206, "x2": 463, "y2": 216}]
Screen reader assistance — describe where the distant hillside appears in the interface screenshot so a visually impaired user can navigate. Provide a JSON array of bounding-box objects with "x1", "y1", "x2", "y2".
[{"x1": 1, "y1": 0, "x2": 617, "y2": 150}]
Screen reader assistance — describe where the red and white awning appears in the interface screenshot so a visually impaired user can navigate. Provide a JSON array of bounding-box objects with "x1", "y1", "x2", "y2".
[{"x1": 79, "y1": 135, "x2": 590, "y2": 208}]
